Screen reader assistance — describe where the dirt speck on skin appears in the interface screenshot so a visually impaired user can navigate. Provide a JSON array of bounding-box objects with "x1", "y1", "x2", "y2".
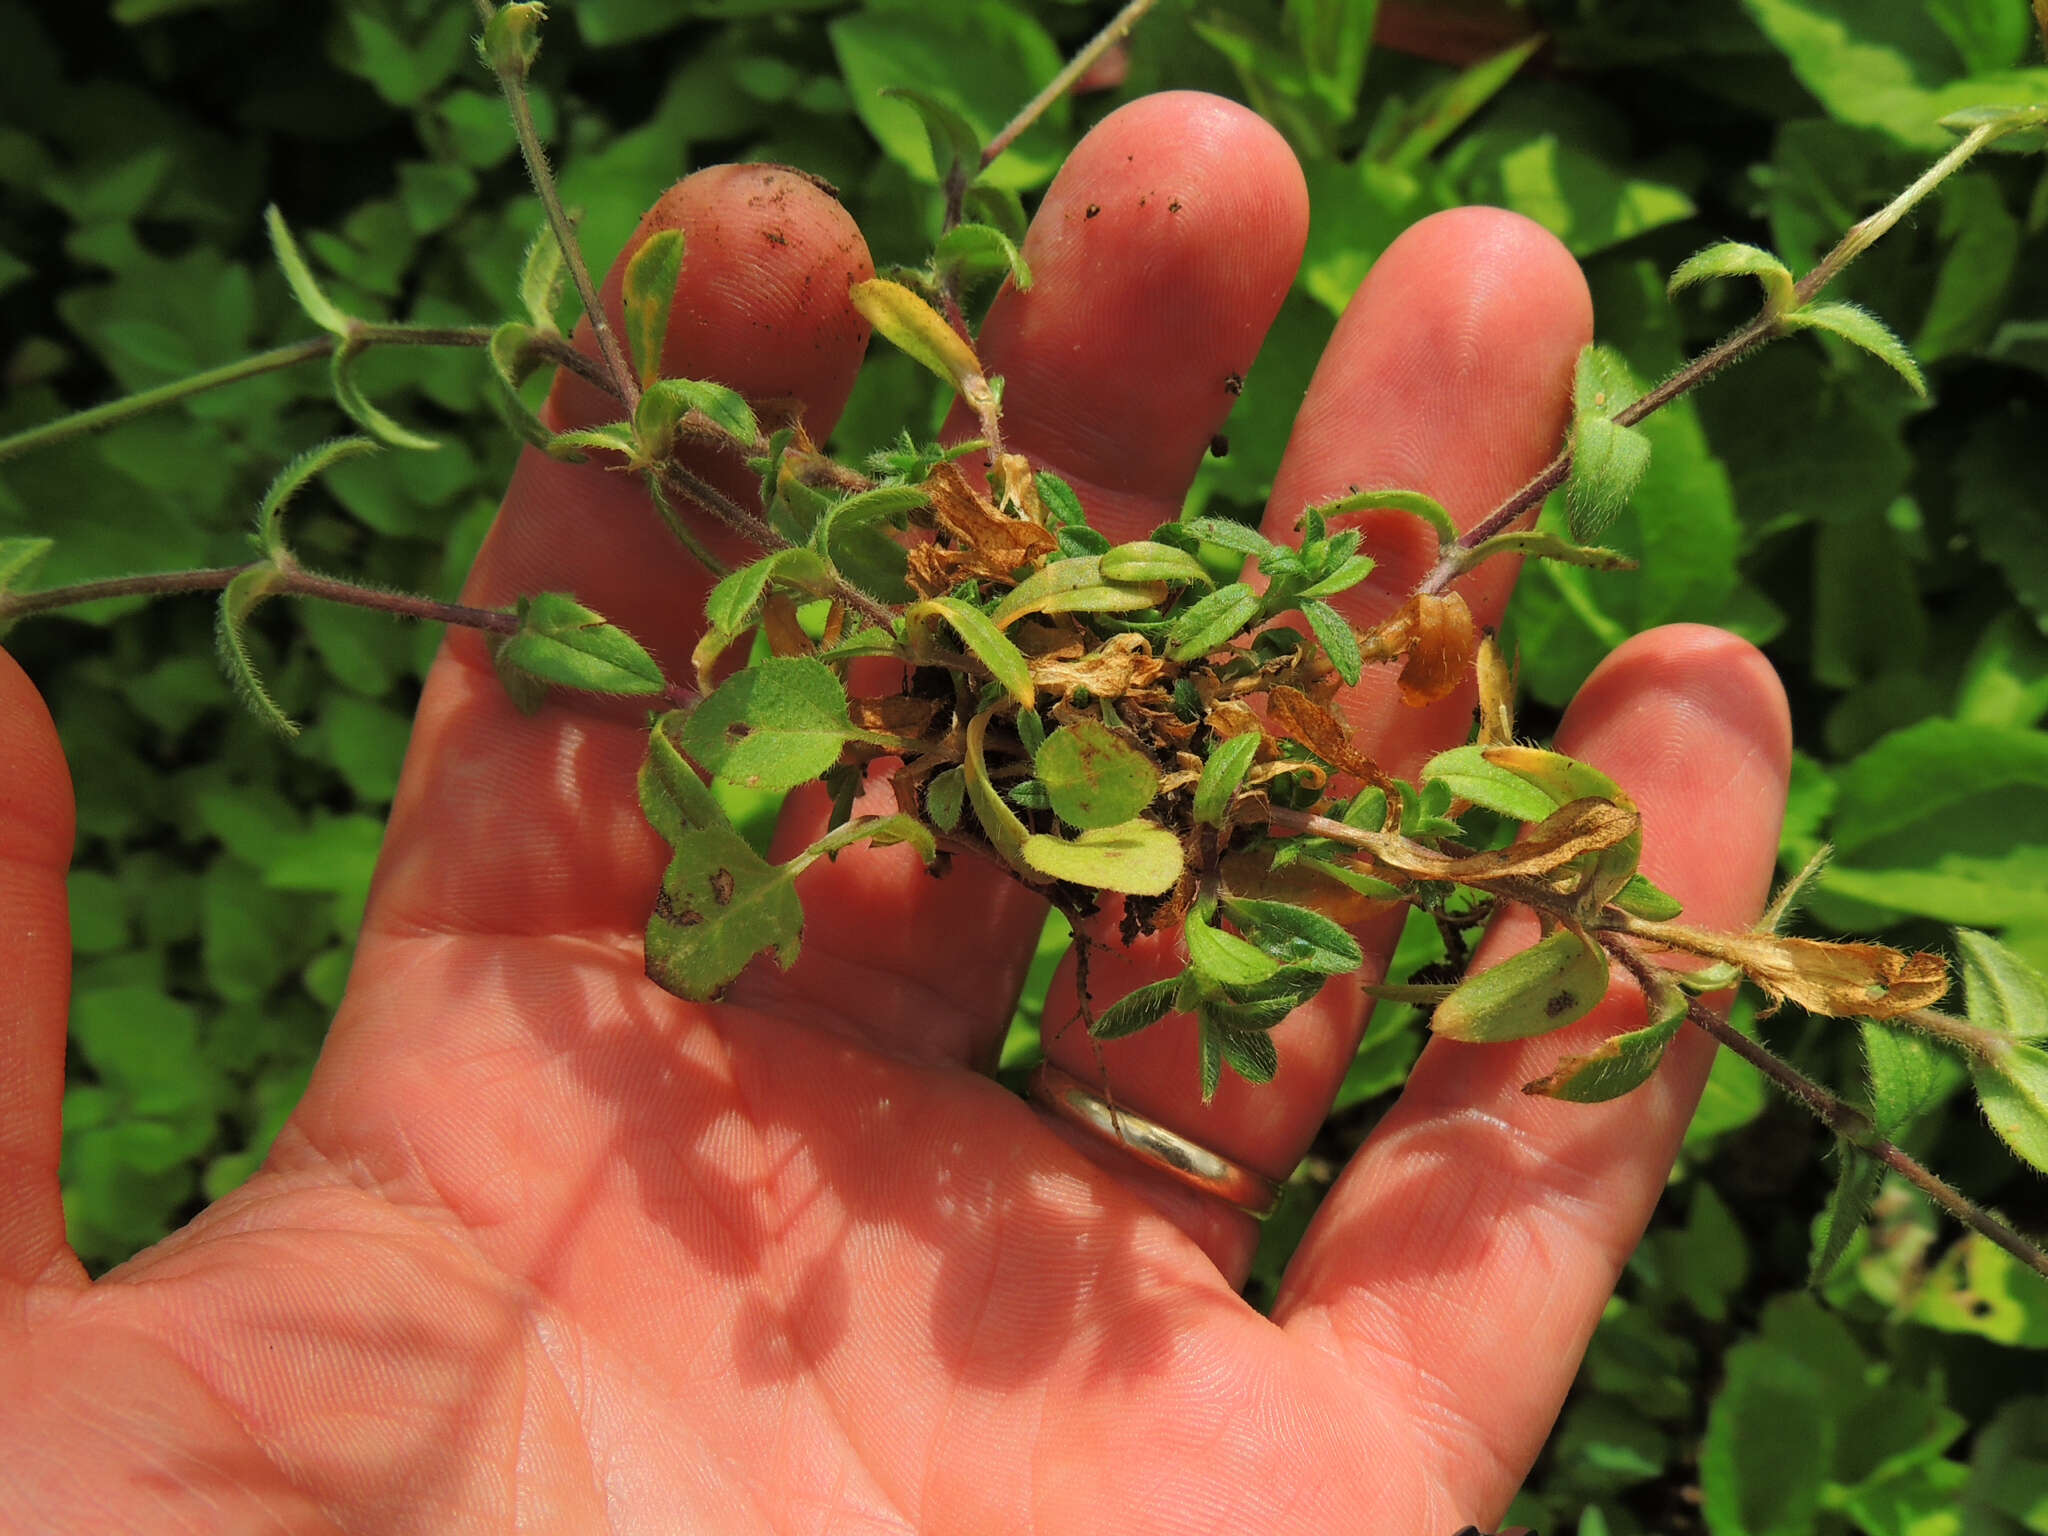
[
  {"x1": 1224, "y1": 372, "x2": 1243, "y2": 396},
  {"x1": 1208, "y1": 434, "x2": 1228, "y2": 458},
  {"x1": 764, "y1": 229, "x2": 788, "y2": 247},
  {"x1": 1168, "y1": 198, "x2": 1181, "y2": 213},
  {"x1": 1085, "y1": 203, "x2": 1100, "y2": 219},
  {"x1": 752, "y1": 162, "x2": 842, "y2": 200}
]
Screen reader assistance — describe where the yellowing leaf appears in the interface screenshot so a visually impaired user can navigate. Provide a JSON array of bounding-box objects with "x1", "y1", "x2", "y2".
[
  {"x1": 1019, "y1": 820, "x2": 1183, "y2": 895},
  {"x1": 1433, "y1": 924, "x2": 1612, "y2": 1042},
  {"x1": 849, "y1": 277, "x2": 993, "y2": 413},
  {"x1": 1525, "y1": 972, "x2": 1687, "y2": 1101}
]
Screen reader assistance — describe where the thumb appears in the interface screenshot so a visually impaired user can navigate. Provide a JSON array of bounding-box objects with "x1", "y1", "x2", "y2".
[{"x1": 0, "y1": 645, "x2": 84, "y2": 1295}]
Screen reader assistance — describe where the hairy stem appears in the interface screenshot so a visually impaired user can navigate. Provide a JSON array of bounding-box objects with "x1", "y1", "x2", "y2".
[
  {"x1": 474, "y1": 0, "x2": 640, "y2": 416},
  {"x1": 980, "y1": 0, "x2": 1160, "y2": 170},
  {"x1": 0, "y1": 339, "x2": 329, "y2": 466},
  {"x1": 1417, "y1": 116, "x2": 2021, "y2": 600},
  {"x1": 2, "y1": 561, "x2": 518, "y2": 634},
  {"x1": 1680, "y1": 994, "x2": 2048, "y2": 1283}
]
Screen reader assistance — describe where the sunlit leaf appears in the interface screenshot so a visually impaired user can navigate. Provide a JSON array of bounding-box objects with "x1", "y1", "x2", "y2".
[
  {"x1": 963, "y1": 706, "x2": 1032, "y2": 871},
  {"x1": 622, "y1": 227, "x2": 685, "y2": 390},
  {"x1": 1194, "y1": 729, "x2": 1263, "y2": 827},
  {"x1": 252, "y1": 436, "x2": 378, "y2": 560},
  {"x1": 1167, "y1": 581, "x2": 1261, "y2": 662},
  {"x1": 1092, "y1": 975, "x2": 1181, "y2": 1039},
  {"x1": 1784, "y1": 301, "x2": 1926, "y2": 396},
  {"x1": 680, "y1": 655, "x2": 857, "y2": 792},
  {"x1": 849, "y1": 277, "x2": 993, "y2": 414},
  {"x1": 933, "y1": 221, "x2": 1032, "y2": 292},
  {"x1": 1098, "y1": 540, "x2": 1212, "y2": 588},
  {"x1": 1525, "y1": 971, "x2": 1686, "y2": 1100},
  {"x1": 636, "y1": 376, "x2": 759, "y2": 455},
  {"x1": 214, "y1": 564, "x2": 296, "y2": 738},
  {"x1": 1302, "y1": 598, "x2": 1363, "y2": 687},
  {"x1": 988, "y1": 555, "x2": 1165, "y2": 626},
  {"x1": 1421, "y1": 743, "x2": 1559, "y2": 823},
  {"x1": 1220, "y1": 897, "x2": 1364, "y2": 976},
  {"x1": 1667, "y1": 240, "x2": 1796, "y2": 312},
  {"x1": 1958, "y1": 929, "x2": 2048, "y2": 1042},
  {"x1": 331, "y1": 336, "x2": 439, "y2": 451},
  {"x1": 265, "y1": 204, "x2": 349, "y2": 337},
  {"x1": 1019, "y1": 819, "x2": 1183, "y2": 895},
  {"x1": 908, "y1": 596, "x2": 1034, "y2": 709},
  {"x1": 1186, "y1": 902, "x2": 1281, "y2": 988},
  {"x1": 1433, "y1": 924, "x2": 1612, "y2": 1042},
  {"x1": 1034, "y1": 719, "x2": 1159, "y2": 831},
  {"x1": 498, "y1": 591, "x2": 664, "y2": 698}
]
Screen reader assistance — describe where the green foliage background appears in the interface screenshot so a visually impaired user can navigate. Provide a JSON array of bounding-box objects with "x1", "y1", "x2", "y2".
[{"x1": 4, "y1": 0, "x2": 2048, "y2": 1528}]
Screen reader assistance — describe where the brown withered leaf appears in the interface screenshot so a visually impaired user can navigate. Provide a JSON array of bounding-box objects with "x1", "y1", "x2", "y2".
[
  {"x1": 1397, "y1": 591, "x2": 1478, "y2": 707},
  {"x1": 1008, "y1": 617, "x2": 1087, "y2": 659},
  {"x1": 1029, "y1": 633, "x2": 1165, "y2": 701},
  {"x1": 1476, "y1": 631, "x2": 1515, "y2": 746},
  {"x1": 907, "y1": 542, "x2": 962, "y2": 598},
  {"x1": 1220, "y1": 847, "x2": 1403, "y2": 927},
  {"x1": 1373, "y1": 797, "x2": 1639, "y2": 882},
  {"x1": 993, "y1": 453, "x2": 1045, "y2": 523},
  {"x1": 1267, "y1": 685, "x2": 1384, "y2": 783},
  {"x1": 761, "y1": 591, "x2": 812, "y2": 658},
  {"x1": 926, "y1": 461, "x2": 1055, "y2": 579},
  {"x1": 848, "y1": 695, "x2": 941, "y2": 738},
  {"x1": 1649, "y1": 929, "x2": 1949, "y2": 1019},
  {"x1": 1205, "y1": 698, "x2": 1268, "y2": 745}
]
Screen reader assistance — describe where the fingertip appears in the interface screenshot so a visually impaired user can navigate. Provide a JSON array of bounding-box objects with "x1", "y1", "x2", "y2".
[
  {"x1": 550, "y1": 163, "x2": 876, "y2": 436},
  {"x1": 1557, "y1": 624, "x2": 1792, "y2": 924},
  {"x1": 0, "y1": 647, "x2": 73, "y2": 868},
  {"x1": 974, "y1": 90, "x2": 1308, "y2": 535}
]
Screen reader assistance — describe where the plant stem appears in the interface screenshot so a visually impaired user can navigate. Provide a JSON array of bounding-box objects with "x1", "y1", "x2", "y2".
[
  {"x1": 1416, "y1": 116, "x2": 2021, "y2": 600},
  {"x1": 474, "y1": 0, "x2": 640, "y2": 416},
  {"x1": 980, "y1": 0, "x2": 1160, "y2": 171},
  {"x1": 0, "y1": 339, "x2": 330, "y2": 466},
  {"x1": 2, "y1": 561, "x2": 517, "y2": 635},
  {"x1": 1680, "y1": 993, "x2": 2048, "y2": 1282}
]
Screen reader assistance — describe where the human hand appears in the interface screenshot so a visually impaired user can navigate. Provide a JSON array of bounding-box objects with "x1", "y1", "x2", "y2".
[{"x1": 0, "y1": 92, "x2": 1788, "y2": 1532}]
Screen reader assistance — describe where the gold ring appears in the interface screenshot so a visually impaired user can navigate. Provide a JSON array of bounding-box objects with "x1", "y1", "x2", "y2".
[{"x1": 1027, "y1": 1064, "x2": 1284, "y2": 1219}]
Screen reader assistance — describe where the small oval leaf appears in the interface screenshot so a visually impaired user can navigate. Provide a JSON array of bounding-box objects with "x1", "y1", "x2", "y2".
[
  {"x1": 1020, "y1": 819, "x2": 1184, "y2": 896},
  {"x1": 1193, "y1": 729, "x2": 1263, "y2": 828},
  {"x1": 1433, "y1": 925, "x2": 1612, "y2": 1042},
  {"x1": 908, "y1": 597, "x2": 1034, "y2": 709},
  {"x1": 1035, "y1": 719, "x2": 1159, "y2": 830}
]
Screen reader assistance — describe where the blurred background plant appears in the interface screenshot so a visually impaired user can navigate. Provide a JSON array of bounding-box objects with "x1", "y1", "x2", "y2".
[{"x1": 2, "y1": 0, "x2": 2046, "y2": 1529}]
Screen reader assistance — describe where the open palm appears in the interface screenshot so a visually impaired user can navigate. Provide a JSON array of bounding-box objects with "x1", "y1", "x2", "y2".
[{"x1": 0, "y1": 93, "x2": 1790, "y2": 1533}]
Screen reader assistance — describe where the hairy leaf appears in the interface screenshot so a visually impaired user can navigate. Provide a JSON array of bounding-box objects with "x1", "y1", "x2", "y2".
[
  {"x1": 214, "y1": 564, "x2": 296, "y2": 738},
  {"x1": 1220, "y1": 897, "x2": 1364, "y2": 975},
  {"x1": 1668, "y1": 240, "x2": 1796, "y2": 312},
  {"x1": 988, "y1": 556, "x2": 1165, "y2": 627},
  {"x1": 1099, "y1": 540, "x2": 1213, "y2": 588},
  {"x1": 1186, "y1": 902, "x2": 1281, "y2": 989},
  {"x1": 1784, "y1": 301, "x2": 1926, "y2": 396},
  {"x1": 1092, "y1": 975, "x2": 1182, "y2": 1040},
  {"x1": 1167, "y1": 581, "x2": 1262, "y2": 662},
  {"x1": 622, "y1": 228, "x2": 685, "y2": 390},
  {"x1": 1303, "y1": 598, "x2": 1363, "y2": 686},
  {"x1": 1019, "y1": 820, "x2": 1183, "y2": 895},
  {"x1": 1035, "y1": 719, "x2": 1159, "y2": 831},
  {"x1": 1959, "y1": 929, "x2": 2048, "y2": 1041},
  {"x1": 681, "y1": 656, "x2": 857, "y2": 792},
  {"x1": 963, "y1": 707, "x2": 1032, "y2": 871},
  {"x1": 849, "y1": 278, "x2": 993, "y2": 415},
  {"x1": 933, "y1": 221, "x2": 1032, "y2": 291},
  {"x1": 1421, "y1": 743, "x2": 1558, "y2": 823},
  {"x1": 253, "y1": 436, "x2": 378, "y2": 560},
  {"x1": 1525, "y1": 971, "x2": 1686, "y2": 1101},
  {"x1": 1433, "y1": 925, "x2": 1612, "y2": 1042},
  {"x1": 265, "y1": 205, "x2": 349, "y2": 337},
  {"x1": 908, "y1": 596, "x2": 1034, "y2": 709},
  {"x1": 331, "y1": 336, "x2": 439, "y2": 451},
  {"x1": 1194, "y1": 729, "x2": 1263, "y2": 827},
  {"x1": 499, "y1": 592, "x2": 665, "y2": 698}
]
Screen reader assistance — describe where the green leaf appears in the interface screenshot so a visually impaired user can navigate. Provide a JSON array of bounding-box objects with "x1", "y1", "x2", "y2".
[
  {"x1": 1569, "y1": 416, "x2": 1652, "y2": 542},
  {"x1": 1421, "y1": 743, "x2": 1560, "y2": 823},
  {"x1": 1302, "y1": 599, "x2": 1363, "y2": 687},
  {"x1": 1186, "y1": 902, "x2": 1281, "y2": 989},
  {"x1": 1216, "y1": 1024, "x2": 1279, "y2": 1085},
  {"x1": 925, "y1": 766, "x2": 966, "y2": 832},
  {"x1": 908, "y1": 596, "x2": 1034, "y2": 710},
  {"x1": 485, "y1": 321, "x2": 564, "y2": 454},
  {"x1": 1458, "y1": 528, "x2": 1636, "y2": 575},
  {"x1": 1908, "y1": 1234, "x2": 2048, "y2": 1347},
  {"x1": 1960, "y1": 929, "x2": 2048, "y2": 1042},
  {"x1": 1034, "y1": 720, "x2": 1159, "y2": 831},
  {"x1": 680, "y1": 656, "x2": 857, "y2": 793},
  {"x1": 622, "y1": 228, "x2": 684, "y2": 390},
  {"x1": 637, "y1": 376, "x2": 759, "y2": 455},
  {"x1": 1098, "y1": 541, "x2": 1213, "y2": 588},
  {"x1": 1524, "y1": 972, "x2": 1686, "y2": 1101},
  {"x1": 1019, "y1": 820, "x2": 1183, "y2": 896},
  {"x1": 1197, "y1": 1016, "x2": 1223, "y2": 1101},
  {"x1": 645, "y1": 822, "x2": 797, "y2": 1000},
  {"x1": 547, "y1": 422, "x2": 638, "y2": 460},
  {"x1": 1612, "y1": 873, "x2": 1684, "y2": 920},
  {"x1": 1184, "y1": 516, "x2": 1278, "y2": 559},
  {"x1": 497, "y1": 592, "x2": 664, "y2": 699},
  {"x1": 1167, "y1": 582, "x2": 1262, "y2": 662},
  {"x1": 963, "y1": 706, "x2": 1032, "y2": 871},
  {"x1": 1699, "y1": 1335, "x2": 1831, "y2": 1536},
  {"x1": 1315, "y1": 488, "x2": 1458, "y2": 548},
  {"x1": 214, "y1": 564, "x2": 296, "y2": 738},
  {"x1": 932, "y1": 221, "x2": 1031, "y2": 293},
  {"x1": 1377, "y1": 34, "x2": 1543, "y2": 171},
  {"x1": 987, "y1": 557, "x2": 1166, "y2": 627},
  {"x1": 1092, "y1": 975, "x2": 1182, "y2": 1040},
  {"x1": 1294, "y1": 554, "x2": 1377, "y2": 601},
  {"x1": 252, "y1": 436, "x2": 377, "y2": 560},
  {"x1": 264, "y1": 205, "x2": 349, "y2": 337},
  {"x1": 705, "y1": 550, "x2": 832, "y2": 639},
  {"x1": 331, "y1": 336, "x2": 439, "y2": 451},
  {"x1": 1974, "y1": 1042, "x2": 2048, "y2": 1173},
  {"x1": 1220, "y1": 897, "x2": 1364, "y2": 975},
  {"x1": 1808, "y1": 1145, "x2": 1883, "y2": 1291},
  {"x1": 1433, "y1": 925, "x2": 1612, "y2": 1042},
  {"x1": 1864, "y1": 1017, "x2": 1959, "y2": 1132},
  {"x1": 518, "y1": 222, "x2": 569, "y2": 332},
  {"x1": 1194, "y1": 730, "x2": 1263, "y2": 828},
  {"x1": 639, "y1": 710, "x2": 730, "y2": 847},
  {"x1": 1667, "y1": 241, "x2": 1796, "y2": 313},
  {"x1": 1783, "y1": 301, "x2": 1926, "y2": 396},
  {"x1": 879, "y1": 85, "x2": 982, "y2": 193}
]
